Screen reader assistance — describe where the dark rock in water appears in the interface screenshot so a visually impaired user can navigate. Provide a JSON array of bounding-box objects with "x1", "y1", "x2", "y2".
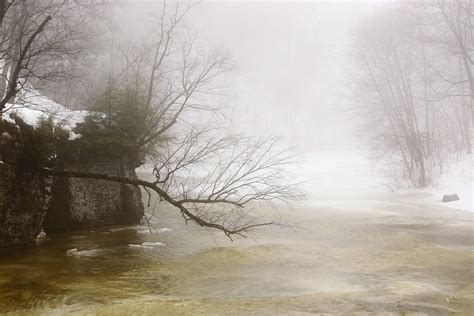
[{"x1": 442, "y1": 194, "x2": 460, "y2": 203}]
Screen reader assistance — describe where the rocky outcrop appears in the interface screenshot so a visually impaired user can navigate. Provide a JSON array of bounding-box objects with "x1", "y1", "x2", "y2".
[
  {"x1": 0, "y1": 116, "x2": 144, "y2": 246},
  {"x1": 0, "y1": 119, "x2": 48, "y2": 247},
  {"x1": 44, "y1": 159, "x2": 144, "y2": 234}
]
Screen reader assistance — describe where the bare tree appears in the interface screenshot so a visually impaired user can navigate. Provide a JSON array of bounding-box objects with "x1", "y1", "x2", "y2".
[
  {"x1": 352, "y1": 2, "x2": 471, "y2": 188},
  {"x1": 353, "y1": 10, "x2": 430, "y2": 187},
  {"x1": 36, "y1": 1, "x2": 304, "y2": 237},
  {"x1": 409, "y1": 0, "x2": 473, "y2": 153},
  {"x1": 0, "y1": 0, "x2": 107, "y2": 114},
  {"x1": 75, "y1": 1, "x2": 237, "y2": 166},
  {"x1": 42, "y1": 132, "x2": 304, "y2": 237}
]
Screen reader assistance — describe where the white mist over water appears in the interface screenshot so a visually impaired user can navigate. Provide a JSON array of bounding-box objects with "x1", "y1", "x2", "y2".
[{"x1": 186, "y1": 1, "x2": 381, "y2": 150}]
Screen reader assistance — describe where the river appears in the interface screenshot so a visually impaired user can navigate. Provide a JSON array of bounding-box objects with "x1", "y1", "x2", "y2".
[{"x1": 0, "y1": 152, "x2": 473, "y2": 315}]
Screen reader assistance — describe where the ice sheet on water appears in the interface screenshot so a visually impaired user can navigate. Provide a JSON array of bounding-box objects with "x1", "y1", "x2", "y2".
[
  {"x1": 128, "y1": 242, "x2": 165, "y2": 249},
  {"x1": 137, "y1": 227, "x2": 172, "y2": 234},
  {"x1": 141, "y1": 241, "x2": 166, "y2": 247},
  {"x1": 128, "y1": 244, "x2": 154, "y2": 249},
  {"x1": 66, "y1": 248, "x2": 102, "y2": 257},
  {"x1": 157, "y1": 228, "x2": 172, "y2": 233}
]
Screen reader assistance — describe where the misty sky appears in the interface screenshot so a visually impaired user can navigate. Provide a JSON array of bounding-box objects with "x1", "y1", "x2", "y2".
[
  {"x1": 186, "y1": 1, "x2": 383, "y2": 150},
  {"x1": 118, "y1": 1, "x2": 384, "y2": 150}
]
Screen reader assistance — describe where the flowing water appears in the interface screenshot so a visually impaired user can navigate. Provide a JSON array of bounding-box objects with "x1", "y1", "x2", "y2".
[
  {"x1": 1, "y1": 152, "x2": 473, "y2": 315},
  {"x1": 0, "y1": 191, "x2": 473, "y2": 315}
]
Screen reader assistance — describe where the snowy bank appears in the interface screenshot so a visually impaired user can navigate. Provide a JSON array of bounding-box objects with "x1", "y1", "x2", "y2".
[
  {"x1": 296, "y1": 150, "x2": 384, "y2": 195},
  {"x1": 296, "y1": 150, "x2": 472, "y2": 213},
  {"x1": 432, "y1": 154, "x2": 473, "y2": 213},
  {"x1": 2, "y1": 88, "x2": 88, "y2": 140}
]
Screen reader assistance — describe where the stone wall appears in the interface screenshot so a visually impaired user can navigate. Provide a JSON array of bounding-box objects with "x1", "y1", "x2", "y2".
[
  {"x1": 0, "y1": 116, "x2": 145, "y2": 246},
  {"x1": 44, "y1": 159, "x2": 144, "y2": 234},
  {"x1": 0, "y1": 119, "x2": 48, "y2": 247}
]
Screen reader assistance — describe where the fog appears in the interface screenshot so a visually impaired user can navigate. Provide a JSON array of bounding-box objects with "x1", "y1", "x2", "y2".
[
  {"x1": 0, "y1": 1, "x2": 472, "y2": 314},
  {"x1": 187, "y1": 1, "x2": 377, "y2": 150},
  {"x1": 112, "y1": 1, "x2": 382, "y2": 150}
]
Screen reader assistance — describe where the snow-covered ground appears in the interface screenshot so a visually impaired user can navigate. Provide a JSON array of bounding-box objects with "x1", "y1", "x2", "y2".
[
  {"x1": 2, "y1": 88, "x2": 87, "y2": 139},
  {"x1": 294, "y1": 150, "x2": 384, "y2": 195},
  {"x1": 431, "y1": 154, "x2": 473, "y2": 213},
  {"x1": 141, "y1": 149, "x2": 472, "y2": 213},
  {"x1": 297, "y1": 150, "x2": 472, "y2": 213}
]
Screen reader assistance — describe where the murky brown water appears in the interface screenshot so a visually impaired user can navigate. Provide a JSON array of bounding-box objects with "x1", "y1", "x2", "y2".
[{"x1": 0, "y1": 192, "x2": 473, "y2": 315}]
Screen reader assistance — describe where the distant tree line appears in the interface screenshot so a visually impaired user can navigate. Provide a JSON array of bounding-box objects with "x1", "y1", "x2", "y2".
[{"x1": 352, "y1": 0, "x2": 472, "y2": 188}]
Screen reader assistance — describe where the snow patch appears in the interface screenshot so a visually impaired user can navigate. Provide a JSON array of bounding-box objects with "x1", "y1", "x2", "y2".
[
  {"x1": 2, "y1": 87, "x2": 88, "y2": 137},
  {"x1": 433, "y1": 154, "x2": 473, "y2": 213},
  {"x1": 295, "y1": 150, "x2": 384, "y2": 196}
]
